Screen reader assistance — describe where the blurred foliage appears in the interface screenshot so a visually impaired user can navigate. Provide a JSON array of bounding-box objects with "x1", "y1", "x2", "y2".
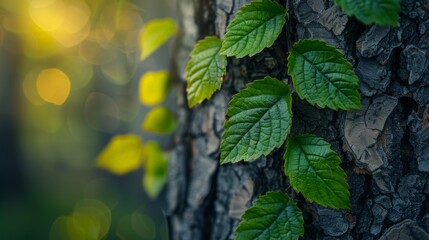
[
  {"x1": 142, "y1": 141, "x2": 168, "y2": 199},
  {"x1": 142, "y1": 107, "x2": 177, "y2": 134},
  {"x1": 97, "y1": 134, "x2": 143, "y2": 175},
  {"x1": 140, "y1": 71, "x2": 170, "y2": 106},
  {"x1": 96, "y1": 16, "x2": 177, "y2": 200},
  {"x1": 139, "y1": 18, "x2": 177, "y2": 61},
  {"x1": 0, "y1": 0, "x2": 177, "y2": 239}
]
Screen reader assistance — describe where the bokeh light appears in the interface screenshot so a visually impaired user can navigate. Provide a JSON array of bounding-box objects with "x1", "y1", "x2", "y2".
[
  {"x1": 36, "y1": 68, "x2": 71, "y2": 105},
  {"x1": 0, "y1": 0, "x2": 176, "y2": 238},
  {"x1": 23, "y1": 68, "x2": 47, "y2": 106},
  {"x1": 0, "y1": 24, "x2": 4, "y2": 47},
  {"x1": 28, "y1": 0, "x2": 65, "y2": 32}
]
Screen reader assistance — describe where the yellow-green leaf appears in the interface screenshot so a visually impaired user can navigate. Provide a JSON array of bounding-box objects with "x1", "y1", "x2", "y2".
[
  {"x1": 97, "y1": 134, "x2": 143, "y2": 175},
  {"x1": 142, "y1": 141, "x2": 168, "y2": 198},
  {"x1": 140, "y1": 18, "x2": 177, "y2": 60},
  {"x1": 142, "y1": 107, "x2": 177, "y2": 134},
  {"x1": 139, "y1": 71, "x2": 170, "y2": 106}
]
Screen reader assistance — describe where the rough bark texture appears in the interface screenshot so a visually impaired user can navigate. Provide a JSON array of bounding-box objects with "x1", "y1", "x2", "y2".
[{"x1": 166, "y1": 0, "x2": 429, "y2": 239}]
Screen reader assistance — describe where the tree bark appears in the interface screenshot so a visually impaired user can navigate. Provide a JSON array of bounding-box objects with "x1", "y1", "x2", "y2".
[{"x1": 166, "y1": 0, "x2": 429, "y2": 239}]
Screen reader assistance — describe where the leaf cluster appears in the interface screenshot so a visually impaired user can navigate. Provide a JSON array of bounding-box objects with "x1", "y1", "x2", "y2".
[
  {"x1": 97, "y1": 18, "x2": 178, "y2": 199},
  {"x1": 185, "y1": 0, "x2": 401, "y2": 238}
]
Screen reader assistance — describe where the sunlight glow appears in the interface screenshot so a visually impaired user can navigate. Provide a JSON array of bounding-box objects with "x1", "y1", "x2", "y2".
[{"x1": 36, "y1": 68, "x2": 71, "y2": 105}]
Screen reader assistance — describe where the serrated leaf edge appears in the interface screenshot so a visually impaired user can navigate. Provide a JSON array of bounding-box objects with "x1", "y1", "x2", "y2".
[
  {"x1": 235, "y1": 191, "x2": 304, "y2": 240},
  {"x1": 186, "y1": 36, "x2": 227, "y2": 107},
  {"x1": 220, "y1": 77, "x2": 292, "y2": 164},
  {"x1": 333, "y1": 0, "x2": 400, "y2": 27},
  {"x1": 284, "y1": 134, "x2": 351, "y2": 210},
  {"x1": 287, "y1": 39, "x2": 361, "y2": 111},
  {"x1": 220, "y1": 0, "x2": 288, "y2": 58}
]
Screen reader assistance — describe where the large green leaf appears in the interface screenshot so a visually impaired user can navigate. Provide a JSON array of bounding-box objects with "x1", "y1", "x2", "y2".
[
  {"x1": 334, "y1": 0, "x2": 400, "y2": 26},
  {"x1": 220, "y1": 1, "x2": 287, "y2": 58},
  {"x1": 186, "y1": 36, "x2": 227, "y2": 107},
  {"x1": 220, "y1": 77, "x2": 292, "y2": 164},
  {"x1": 235, "y1": 191, "x2": 304, "y2": 240},
  {"x1": 288, "y1": 39, "x2": 361, "y2": 110},
  {"x1": 284, "y1": 135, "x2": 350, "y2": 209}
]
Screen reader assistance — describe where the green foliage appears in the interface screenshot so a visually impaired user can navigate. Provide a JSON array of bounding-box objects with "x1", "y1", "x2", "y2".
[
  {"x1": 334, "y1": 0, "x2": 400, "y2": 26},
  {"x1": 284, "y1": 135, "x2": 351, "y2": 210},
  {"x1": 235, "y1": 191, "x2": 304, "y2": 240},
  {"x1": 139, "y1": 71, "x2": 170, "y2": 106},
  {"x1": 142, "y1": 141, "x2": 168, "y2": 199},
  {"x1": 220, "y1": 0, "x2": 287, "y2": 58},
  {"x1": 180, "y1": 0, "x2": 391, "y2": 237},
  {"x1": 288, "y1": 39, "x2": 361, "y2": 110},
  {"x1": 99, "y1": 17, "x2": 179, "y2": 199},
  {"x1": 140, "y1": 18, "x2": 178, "y2": 60},
  {"x1": 220, "y1": 77, "x2": 292, "y2": 164},
  {"x1": 142, "y1": 107, "x2": 177, "y2": 134},
  {"x1": 96, "y1": 134, "x2": 143, "y2": 175},
  {"x1": 186, "y1": 36, "x2": 227, "y2": 107}
]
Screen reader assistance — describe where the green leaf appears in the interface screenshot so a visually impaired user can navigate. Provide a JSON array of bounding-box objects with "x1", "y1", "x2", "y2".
[
  {"x1": 139, "y1": 71, "x2": 170, "y2": 106},
  {"x1": 142, "y1": 107, "x2": 177, "y2": 134},
  {"x1": 140, "y1": 18, "x2": 177, "y2": 60},
  {"x1": 186, "y1": 36, "x2": 227, "y2": 107},
  {"x1": 334, "y1": 0, "x2": 400, "y2": 26},
  {"x1": 220, "y1": 0, "x2": 287, "y2": 58},
  {"x1": 97, "y1": 134, "x2": 143, "y2": 175},
  {"x1": 284, "y1": 135, "x2": 350, "y2": 209},
  {"x1": 142, "y1": 141, "x2": 168, "y2": 199},
  {"x1": 288, "y1": 39, "x2": 361, "y2": 110},
  {"x1": 235, "y1": 191, "x2": 304, "y2": 240},
  {"x1": 220, "y1": 77, "x2": 292, "y2": 164}
]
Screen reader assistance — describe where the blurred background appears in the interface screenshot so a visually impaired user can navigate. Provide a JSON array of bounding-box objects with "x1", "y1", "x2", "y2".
[{"x1": 0, "y1": 0, "x2": 178, "y2": 239}]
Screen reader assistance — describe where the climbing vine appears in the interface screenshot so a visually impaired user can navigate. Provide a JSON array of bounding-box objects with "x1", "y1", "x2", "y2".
[{"x1": 185, "y1": 0, "x2": 400, "y2": 239}]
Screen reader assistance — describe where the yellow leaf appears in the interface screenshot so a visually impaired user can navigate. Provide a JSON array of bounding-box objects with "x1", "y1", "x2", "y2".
[
  {"x1": 36, "y1": 68, "x2": 71, "y2": 106},
  {"x1": 142, "y1": 141, "x2": 168, "y2": 198},
  {"x1": 97, "y1": 134, "x2": 143, "y2": 175},
  {"x1": 142, "y1": 107, "x2": 177, "y2": 134},
  {"x1": 140, "y1": 18, "x2": 177, "y2": 60},
  {"x1": 139, "y1": 71, "x2": 170, "y2": 106}
]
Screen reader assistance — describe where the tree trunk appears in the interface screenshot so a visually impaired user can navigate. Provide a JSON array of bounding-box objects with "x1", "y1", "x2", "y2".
[{"x1": 166, "y1": 0, "x2": 429, "y2": 239}]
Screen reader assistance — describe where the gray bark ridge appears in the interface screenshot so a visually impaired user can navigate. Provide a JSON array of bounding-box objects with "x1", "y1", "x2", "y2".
[{"x1": 166, "y1": 0, "x2": 429, "y2": 239}]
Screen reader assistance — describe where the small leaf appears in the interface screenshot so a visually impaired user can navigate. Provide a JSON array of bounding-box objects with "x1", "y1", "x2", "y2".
[
  {"x1": 142, "y1": 141, "x2": 168, "y2": 198},
  {"x1": 186, "y1": 36, "x2": 226, "y2": 107},
  {"x1": 221, "y1": 0, "x2": 287, "y2": 58},
  {"x1": 284, "y1": 135, "x2": 351, "y2": 209},
  {"x1": 97, "y1": 134, "x2": 143, "y2": 175},
  {"x1": 139, "y1": 71, "x2": 170, "y2": 106},
  {"x1": 140, "y1": 18, "x2": 177, "y2": 60},
  {"x1": 235, "y1": 191, "x2": 304, "y2": 240},
  {"x1": 142, "y1": 107, "x2": 177, "y2": 134},
  {"x1": 288, "y1": 39, "x2": 361, "y2": 110},
  {"x1": 221, "y1": 77, "x2": 292, "y2": 164},
  {"x1": 334, "y1": 0, "x2": 400, "y2": 26}
]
